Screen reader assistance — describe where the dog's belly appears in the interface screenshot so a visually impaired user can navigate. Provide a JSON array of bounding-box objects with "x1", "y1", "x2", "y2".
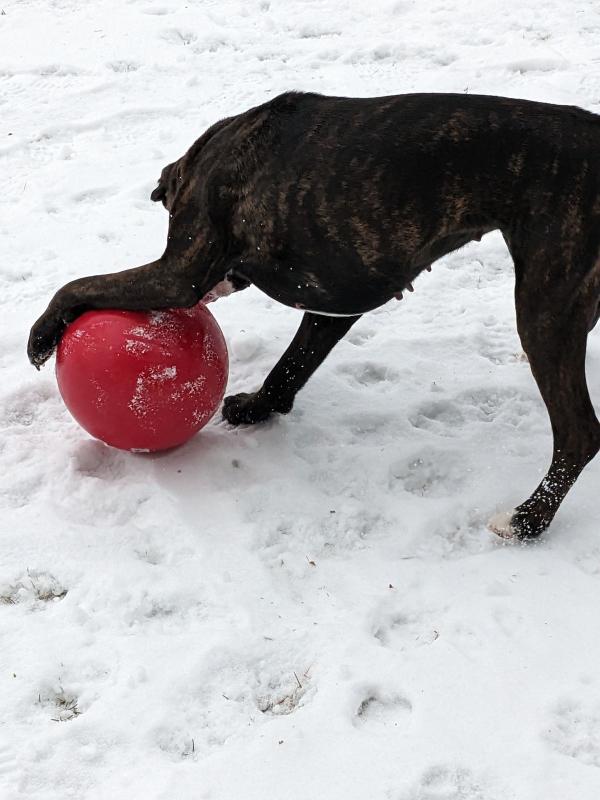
[
  {"x1": 252, "y1": 279, "x2": 392, "y2": 316},
  {"x1": 294, "y1": 308, "x2": 359, "y2": 317},
  {"x1": 246, "y1": 265, "x2": 398, "y2": 316}
]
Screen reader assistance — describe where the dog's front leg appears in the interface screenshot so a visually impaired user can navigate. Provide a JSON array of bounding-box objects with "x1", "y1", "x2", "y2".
[
  {"x1": 27, "y1": 257, "x2": 199, "y2": 369},
  {"x1": 223, "y1": 312, "x2": 361, "y2": 425}
]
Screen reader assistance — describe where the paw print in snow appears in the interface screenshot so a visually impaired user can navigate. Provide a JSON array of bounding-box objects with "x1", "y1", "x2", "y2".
[
  {"x1": 545, "y1": 696, "x2": 600, "y2": 768},
  {"x1": 353, "y1": 687, "x2": 412, "y2": 729},
  {"x1": 401, "y1": 765, "x2": 501, "y2": 800}
]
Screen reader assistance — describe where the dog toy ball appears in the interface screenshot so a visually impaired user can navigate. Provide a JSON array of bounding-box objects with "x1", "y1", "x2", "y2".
[{"x1": 55, "y1": 303, "x2": 228, "y2": 452}]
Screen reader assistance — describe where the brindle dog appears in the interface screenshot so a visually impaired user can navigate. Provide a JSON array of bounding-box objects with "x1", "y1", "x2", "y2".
[{"x1": 28, "y1": 92, "x2": 600, "y2": 539}]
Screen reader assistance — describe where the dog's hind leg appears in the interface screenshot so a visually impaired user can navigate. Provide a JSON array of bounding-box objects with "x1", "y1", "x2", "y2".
[
  {"x1": 490, "y1": 267, "x2": 600, "y2": 539},
  {"x1": 223, "y1": 312, "x2": 361, "y2": 425}
]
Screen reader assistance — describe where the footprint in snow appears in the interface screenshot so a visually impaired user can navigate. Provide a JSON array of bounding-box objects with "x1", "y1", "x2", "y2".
[
  {"x1": 121, "y1": 587, "x2": 196, "y2": 628},
  {"x1": 55, "y1": 478, "x2": 148, "y2": 527},
  {"x1": 0, "y1": 383, "x2": 56, "y2": 428},
  {"x1": 373, "y1": 611, "x2": 440, "y2": 650},
  {"x1": 353, "y1": 688, "x2": 412, "y2": 729},
  {"x1": 134, "y1": 545, "x2": 164, "y2": 566},
  {"x1": 410, "y1": 386, "x2": 540, "y2": 436},
  {"x1": 476, "y1": 337, "x2": 518, "y2": 366},
  {"x1": 159, "y1": 28, "x2": 197, "y2": 46},
  {"x1": 342, "y1": 410, "x2": 394, "y2": 442},
  {"x1": 544, "y1": 694, "x2": 600, "y2": 768},
  {"x1": 97, "y1": 230, "x2": 117, "y2": 243},
  {"x1": 297, "y1": 23, "x2": 342, "y2": 39},
  {"x1": 346, "y1": 324, "x2": 377, "y2": 346},
  {"x1": 475, "y1": 314, "x2": 520, "y2": 365},
  {"x1": 1, "y1": 472, "x2": 45, "y2": 510},
  {"x1": 427, "y1": 509, "x2": 498, "y2": 561},
  {"x1": 71, "y1": 185, "x2": 118, "y2": 204},
  {"x1": 400, "y1": 765, "x2": 499, "y2": 800},
  {"x1": 155, "y1": 652, "x2": 313, "y2": 761},
  {"x1": 409, "y1": 399, "x2": 465, "y2": 436},
  {"x1": 455, "y1": 386, "x2": 540, "y2": 427},
  {"x1": 388, "y1": 447, "x2": 467, "y2": 497},
  {"x1": 337, "y1": 360, "x2": 401, "y2": 387},
  {"x1": 72, "y1": 440, "x2": 126, "y2": 481},
  {"x1": 255, "y1": 671, "x2": 310, "y2": 716}
]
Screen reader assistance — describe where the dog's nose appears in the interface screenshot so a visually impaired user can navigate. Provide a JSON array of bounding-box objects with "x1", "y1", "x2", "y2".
[{"x1": 151, "y1": 184, "x2": 166, "y2": 202}]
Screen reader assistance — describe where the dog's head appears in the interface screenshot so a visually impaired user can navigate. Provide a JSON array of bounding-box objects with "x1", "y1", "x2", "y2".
[
  {"x1": 150, "y1": 156, "x2": 251, "y2": 304},
  {"x1": 150, "y1": 116, "x2": 253, "y2": 303}
]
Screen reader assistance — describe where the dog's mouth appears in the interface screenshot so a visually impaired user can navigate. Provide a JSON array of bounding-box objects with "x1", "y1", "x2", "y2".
[{"x1": 201, "y1": 272, "x2": 251, "y2": 304}]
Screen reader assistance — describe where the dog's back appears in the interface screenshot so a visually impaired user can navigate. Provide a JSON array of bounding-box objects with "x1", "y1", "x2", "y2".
[{"x1": 198, "y1": 92, "x2": 600, "y2": 301}]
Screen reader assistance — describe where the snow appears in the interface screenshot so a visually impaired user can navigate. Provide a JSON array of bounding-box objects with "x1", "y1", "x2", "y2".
[{"x1": 2, "y1": 0, "x2": 600, "y2": 798}]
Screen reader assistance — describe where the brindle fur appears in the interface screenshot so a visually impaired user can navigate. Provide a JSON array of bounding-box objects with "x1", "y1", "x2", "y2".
[{"x1": 28, "y1": 92, "x2": 600, "y2": 538}]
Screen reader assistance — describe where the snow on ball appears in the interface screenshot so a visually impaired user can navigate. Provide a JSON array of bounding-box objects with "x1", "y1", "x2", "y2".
[{"x1": 56, "y1": 304, "x2": 228, "y2": 452}]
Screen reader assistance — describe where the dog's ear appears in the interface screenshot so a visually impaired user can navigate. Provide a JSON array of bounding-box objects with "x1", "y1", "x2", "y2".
[{"x1": 151, "y1": 180, "x2": 166, "y2": 202}]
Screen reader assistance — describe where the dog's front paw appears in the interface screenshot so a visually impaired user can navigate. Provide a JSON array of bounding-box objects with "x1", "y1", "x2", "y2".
[
  {"x1": 223, "y1": 390, "x2": 293, "y2": 425},
  {"x1": 222, "y1": 392, "x2": 275, "y2": 425},
  {"x1": 27, "y1": 312, "x2": 66, "y2": 369}
]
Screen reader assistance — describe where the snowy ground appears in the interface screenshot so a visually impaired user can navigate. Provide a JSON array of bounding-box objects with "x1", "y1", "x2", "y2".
[{"x1": 2, "y1": 1, "x2": 600, "y2": 798}]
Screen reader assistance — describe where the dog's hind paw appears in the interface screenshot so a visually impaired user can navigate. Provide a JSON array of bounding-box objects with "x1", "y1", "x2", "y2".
[{"x1": 487, "y1": 510, "x2": 517, "y2": 539}]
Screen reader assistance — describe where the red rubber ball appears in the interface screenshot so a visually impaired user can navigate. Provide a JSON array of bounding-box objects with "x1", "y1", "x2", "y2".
[{"x1": 56, "y1": 303, "x2": 228, "y2": 452}]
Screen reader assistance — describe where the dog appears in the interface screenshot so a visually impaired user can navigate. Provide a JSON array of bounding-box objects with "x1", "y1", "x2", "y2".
[{"x1": 28, "y1": 91, "x2": 600, "y2": 539}]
